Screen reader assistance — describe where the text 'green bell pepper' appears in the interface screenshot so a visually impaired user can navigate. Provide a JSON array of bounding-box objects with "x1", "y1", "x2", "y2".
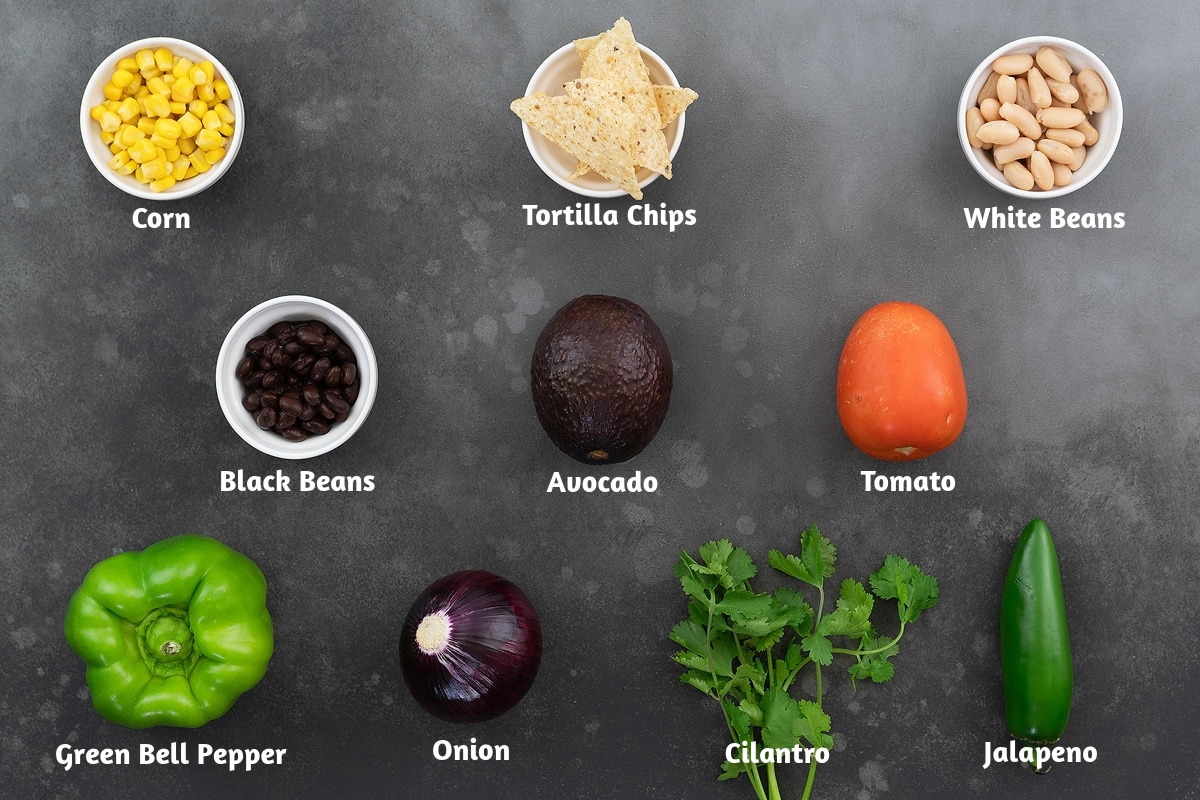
[{"x1": 65, "y1": 534, "x2": 273, "y2": 728}]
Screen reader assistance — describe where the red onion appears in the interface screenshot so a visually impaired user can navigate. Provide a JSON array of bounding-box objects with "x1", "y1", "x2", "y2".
[{"x1": 399, "y1": 570, "x2": 542, "y2": 723}]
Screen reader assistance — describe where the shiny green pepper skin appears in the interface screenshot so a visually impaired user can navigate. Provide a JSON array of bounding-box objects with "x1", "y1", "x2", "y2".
[
  {"x1": 1000, "y1": 518, "x2": 1073, "y2": 743},
  {"x1": 64, "y1": 535, "x2": 273, "y2": 728}
]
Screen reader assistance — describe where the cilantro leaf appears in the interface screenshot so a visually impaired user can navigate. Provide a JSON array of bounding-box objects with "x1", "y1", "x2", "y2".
[
  {"x1": 680, "y1": 670, "x2": 715, "y2": 695},
  {"x1": 802, "y1": 632, "x2": 833, "y2": 666},
  {"x1": 772, "y1": 586, "x2": 814, "y2": 636},
  {"x1": 716, "y1": 590, "x2": 775, "y2": 621},
  {"x1": 769, "y1": 526, "x2": 835, "y2": 588},
  {"x1": 718, "y1": 760, "x2": 748, "y2": 781},
  {"x1": 761, "y1": 687, "x2": 802, "y2": 750},
  {"x1": 709, "y1": 631, "x2": 739, "y2": 678},
  {"x1": 869, "y1": 555, "x2": 940, "y2": 623},
  {"x1": 669, "y1": 619, "x2": 708, "y2": 656},
  {"x1": 724, "y1": 546, "x2": 758, "y2": 587},
  {"x1": 848, "y1": 636, "x2": 900, "y2": 684},
  {"x1": 797, "y1": 699, "x2": 834, "y2": 749},
  {"x1": 700, "y1": 539, "x2": 734, "y2": 571},
  {"x1": 820, "y1": 578, "x2": 875, "y2": 639}
]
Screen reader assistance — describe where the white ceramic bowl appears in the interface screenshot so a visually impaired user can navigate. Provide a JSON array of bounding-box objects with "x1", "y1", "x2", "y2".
[
  {"x1": 958, "y1": 36, "x2": 1122, "y2": 199},
  {"x1": 216, "y1": 296, "x2": 378, "y2": 460},
  {"x1": 519, "y1": 42, "x2": 687, "y2": 198},
  {"x1": 81, "y1": 37, "x2": 244, "y2": 200}
]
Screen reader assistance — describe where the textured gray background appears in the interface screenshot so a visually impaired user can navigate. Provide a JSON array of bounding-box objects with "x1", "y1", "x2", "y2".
[{"x1": 2, "y1": 0, "x2": 1198, "y2": 798}]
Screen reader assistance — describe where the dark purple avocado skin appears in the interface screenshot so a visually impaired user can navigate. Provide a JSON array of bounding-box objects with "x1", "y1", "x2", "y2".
[{"x1": 530, "y1": 295, "x2": 673, "y2": 464}]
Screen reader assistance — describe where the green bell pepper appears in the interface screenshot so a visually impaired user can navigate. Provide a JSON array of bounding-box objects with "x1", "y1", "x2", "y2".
[{"x1": 65, "y1": 534, "x2": 273, "y2": 728}]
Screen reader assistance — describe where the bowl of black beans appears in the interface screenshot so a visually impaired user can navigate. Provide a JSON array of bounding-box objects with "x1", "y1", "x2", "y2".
[{"x1": 216, "y1": 296, "x2": 378, "y2": 458}]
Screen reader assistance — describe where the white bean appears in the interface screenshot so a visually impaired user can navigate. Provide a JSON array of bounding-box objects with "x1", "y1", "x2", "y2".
[
  {"x1": 1003, "y1": 160, "x2": 1036, "y2": 191},
  {"x1": 1030, "y1": 150, "x2": 1055, "y2": 190},
  {"x1": 1076, "y1": 69, "x2": 1108, "y2": 113},
  {"x1": 977, "y1": 120, "x2": 1021, "y2": 145},
  {"x1": 993, "y1": 53, "x2": 1035, "y2": 75},
  {"x1": 1035, "y1": 46, "x2": 1072, "y2": 82},
  {"x1": 1027, "y1": 67, "x2": 1052, "y2": 108}
]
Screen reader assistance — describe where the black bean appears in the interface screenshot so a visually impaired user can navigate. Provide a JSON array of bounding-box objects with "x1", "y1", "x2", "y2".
[
  {"x1": 334, "y1": 344, "x2": 356, "y2": 363},
  {"x1": 246, "y1": 337, "x2": 270, "y2": 354},
  {"x1": 301, "y1": 419, "x2": 330, "y2": 435},
  {"x1": 325, "y1": 366, "x2": 341, "y2": 387},
  {"x1": 262, "y1": 371, "x2": 281, "y2": 389},
  {"x1": 242, "y1": 392, "x2": 261, "y2": 412},
  {"x1": 245, "y1": 371, "x2": 264, "y2": 388},
  {"x1": 302, "y1": 383, "x2": 321, "y2": 406},
  {"x1": 341, "y1": 363, "x2": 357, "y2": 386},
  {"x1": 323, "y1": 391, "x2": 349, "y2": 414},
  {"x1": 297, "y1": 327, "x2": 325, "y2": 346},
  {"x1": 260, "y1": 391, "x2": 278, "y2": 409},
  {"x1": 276, "y1": 413, "x2": 297, "y2": 429},
  {"x1": 267, "y1": 321, "x2": 291, "y2": 336},
  {"x1": 318, "y1": 335, "x2": 338, "y2": 354},
  {"x1": 262, "y1": 340, "x2": 277, "y2": 358},
  {"x1": 236, "y1": 357, "x2": 254, "y2": 379},
  {"x1": 299, "y1": 404, "x2": 315, "y2": 421},
  {"x1": 334, "y1": 410, "x2": 349, "y2": 423},
  {"x1": 284, "y1": 341, "x2": 303, "y2": 356},
  {"x1": 279, "y1": 427, "x2": 307, "y2": 442},
  {"x1": 255, "y1": 407, "x2": 276, "y2": 429},
  {"x1": 318, "y1": 402, "x2": 336, "y2": 420},
  {"x1": 310, "y1": 358, "x2": 331, "y2": 382},
  {"x1": 291, "y1": 354, "x2": 314, "y2": 374},
  {"x1": 279, "y1": 395, "x2": 304, "y2": 416},
  {"x1": 344, "y1": 382, "x2": 359, "y2": 405}
]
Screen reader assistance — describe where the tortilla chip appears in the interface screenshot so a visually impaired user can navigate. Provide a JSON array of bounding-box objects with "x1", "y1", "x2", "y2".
[
  {"x1": 573, "y1": 34, "x2": 600, "y2": 64},
  {"x1": 579, "y1": 17, "x2": 672, "y2": 179},
  {"x1": 653, "y1": 85, "x2": 698, "y2": 128},
  {"x1": 510, "y1": 78, "x2": 642, "y2": 200}
]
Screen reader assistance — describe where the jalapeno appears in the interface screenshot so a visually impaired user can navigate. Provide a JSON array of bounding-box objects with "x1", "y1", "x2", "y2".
[{"x1": 1000, "y1": 518, "x2": 1073, "y2": 744}]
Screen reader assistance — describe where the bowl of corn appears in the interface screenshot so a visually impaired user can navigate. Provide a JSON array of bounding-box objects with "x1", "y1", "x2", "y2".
[{"x1": 81, "y1": 37, "x2": 243, "y2": 200}]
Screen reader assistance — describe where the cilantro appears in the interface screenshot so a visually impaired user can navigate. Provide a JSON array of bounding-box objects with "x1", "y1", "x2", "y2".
[{"x1": 673, "y1": 527, "x2": 939, "y2": 800}]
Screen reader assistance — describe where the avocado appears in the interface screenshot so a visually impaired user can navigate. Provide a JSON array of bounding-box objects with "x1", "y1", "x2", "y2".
[{"x1": 530, "y1": 295, "x2": 673, "y2": 464}]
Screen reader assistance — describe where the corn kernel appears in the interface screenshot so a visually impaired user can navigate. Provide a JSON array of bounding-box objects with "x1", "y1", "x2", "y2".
[
  {"x1": 103, "y1": 99, "x2": 121, "y2": 112},
  {"x1": 108, "y1": 141, "x2": 123, "y2": 154},
  {"x1": 134, "y1": 166, "x2": 151, "y2": 183},
  {"x1": 214, "y1": 102, "x2": 235, "y2": 125},
  {"x1": 219, "y1": 123, "x2": 234, "y2": 137},
  {"x1": 178, "y1": 137, "x2": 196, "y2": 155},
  {"x1": 119, "y1": 125, "x2": 145, "y2": 148},
  {"x1": 117, "y1": 160, "x2": 138, "y2": 176},
  {"x1": 103, "y1": 82, "x2": 123, "y2": 101},
  {"x1": 99, "y1": 110, "x2": 121, "y2": 133},
  {"x1": 144, "y1": 94, "x2": 171, "y2": 118},
  {"x1": 142, "y1": 158, "x2": 168, "y2": 180},
  {"x1": 109, "y1": 150, "x2": 131, "y2": 170},
  {"x1": 172, "y1": 57, "x2": 194, "y2": 79},
  {"x1": 147, "y1": 76, "x2": 170, "y2": 96},
  {"x1": 100, "y1": 130, "x2": 115, "y2": 144},
  {"x1": 154, "y1": 48, "x2": 174, "y2": 72},
  {"x1": 139, "y1": 66, "x2": 161, "y2": 79},
  {"x1": 200, "y1": 61, "x2": 215, "y2": 83},
  {"x1": 197, "y1": 83, "x2": 216, "y2": 102},
  {"x1": 129, "y1": 139, "x2": 157, "y2": 164},
  {"x1": 177, "y1": 112, "x2": 202, "y2": 138},
  {"x1": 90, "y1": 105, "x2": 108, "y2": 122},
  {"x1": 184, "y1": 166, "x2": 198, "y2": 179},
  {"x1": 155, "y1": 146, "x2": 167, "y2": 161},
  {"x1": 204, "y1": 147, "x2": 226, "y2": 165},
  {"x1": 195, "y1": 128, "x2": 224, "y2": 151},
  {"x1": 170, "y1": 76, "x2": 194, "y2": 103},
  {"x1": 213, "y1": 79, "x2": 231, "y2": 101},
  {"x1": 122, "y1": 73, "x2": 143, "y2": 95},
  {"x1": 111, "y1": 68, "x2": 135, "y2": 88},
  {"x1": 188, "y1": 100, "x2": 208, "y2": 117},
  {"x1": 154, "y1": 117, "x2": 182, "y2": 139},
  {"x1": 137, "y1": 117, "x2": 157, "y2": 135},
  {"x1": 188, "y1": 151, "x2": 212, "y2": 173},
  {"x1": 134, "y1": 86, "x2": 150, "y2": 99},
  {"x1": 189, "y1": 65, "x2": 208, "y2": 86},
  {"x1": 118, "y1": 97, "x2": 140, "y2": 122},
  {"x1": 149, "y1": 175, "x2": 176, "y2": 193},
  {"x1": 165, "y1": 145, "x2": 181, "y2": 162},
  {"x1": 172, "y1": 158, "x2": 189, "y2": 180},
  {"x1": 118, "y1": 57, "x2": 140, "y2": 72},
  {"x1": 136, "y1": 50, "x2": 154, "y2": 69},
  {"x1": 202, "y1": 110, "x2": 221, "y2": 130}
]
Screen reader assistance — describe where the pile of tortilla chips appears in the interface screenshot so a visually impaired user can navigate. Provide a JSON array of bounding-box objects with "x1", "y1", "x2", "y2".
[{"x1": 510, "y1": 18, "x2": 698, "y2": 200}]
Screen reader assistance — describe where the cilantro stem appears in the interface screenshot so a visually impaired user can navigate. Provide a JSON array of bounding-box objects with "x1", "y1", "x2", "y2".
[
  {"x1": 705, "y1": 597, "x2": 768, "y2": 800},
  {"x1": 831, "y1": 622, "x2": 906, "y2": 658}
]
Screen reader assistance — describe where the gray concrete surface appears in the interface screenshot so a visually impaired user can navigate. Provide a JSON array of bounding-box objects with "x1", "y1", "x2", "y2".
[{"x1": 2, "y1": 1, "x2": 1198, "y2": 798}]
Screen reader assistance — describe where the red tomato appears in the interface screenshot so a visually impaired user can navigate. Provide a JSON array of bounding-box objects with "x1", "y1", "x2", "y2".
[{"x1": 836, "y1": 302, "x2": 967, "y2": 461}]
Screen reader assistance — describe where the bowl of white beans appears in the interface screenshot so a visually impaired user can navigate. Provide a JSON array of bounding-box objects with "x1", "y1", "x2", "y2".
[
  {"x1": 958, "y1": 36, "x2": 1122, "y2": 199},
  {"x1": 80, "y1": 37, "x2": 244, "y2": 200}
]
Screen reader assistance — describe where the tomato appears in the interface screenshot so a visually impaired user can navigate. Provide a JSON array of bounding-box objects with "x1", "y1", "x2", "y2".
[{"x1": 836, "y1": 301, "x2": 967, "y2": 461}]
